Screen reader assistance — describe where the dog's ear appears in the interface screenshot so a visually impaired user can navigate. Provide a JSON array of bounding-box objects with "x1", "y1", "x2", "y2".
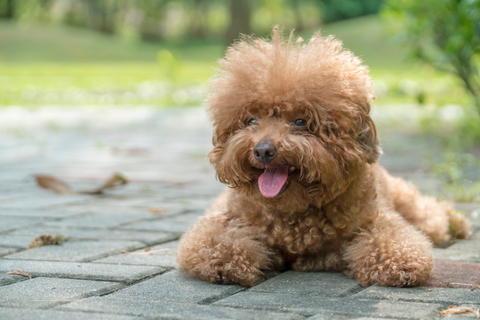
[
  {"x1": 208, "y1": 141, "x2": 223, "y2": 166},
  {"x1": 208, "y1": 138, "x2": 228, "y2": 185},
  {"x1": 209, "y1": 129, "x2": 222, "y2": 164},
  {"x1": 357, "y1": 115, "x2": 381, "y2": 164},
  {"x1": 209, "y1": 125, "x2": 231, "y2": 167}
]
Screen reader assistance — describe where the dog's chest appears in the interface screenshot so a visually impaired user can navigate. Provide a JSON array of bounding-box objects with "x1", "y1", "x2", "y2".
[{"x1": 258, "y1": 206, "x2": 345, "y2": 254}]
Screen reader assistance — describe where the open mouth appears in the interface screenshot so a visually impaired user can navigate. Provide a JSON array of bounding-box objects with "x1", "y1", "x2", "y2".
[{"x1": 258, "y1": 166, "x2": 299, "y2": 198}]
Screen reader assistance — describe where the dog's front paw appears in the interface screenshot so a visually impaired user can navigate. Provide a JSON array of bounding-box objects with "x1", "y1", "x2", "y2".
[
  {"x1": 213, "y1": 263, "x2": 263, "y2": 287},
  {"x1": 177, "y1": 215, "x2": 273, "y2": 287},
  {"x1": 190, "y1": 258, "x2": 263, "y2": 287},
  {"x1": 346, "y1": 252, "x2": 432, "y2": 287},
  {"x1": 355, "y1": 265, "x2": 429, "y2": 287}
]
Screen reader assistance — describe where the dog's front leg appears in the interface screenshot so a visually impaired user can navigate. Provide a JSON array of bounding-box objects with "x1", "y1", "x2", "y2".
[
  {"x1": 177, "y1": 212, "x2": 273, "y2": 287},
  {"x1": 343, "y1": 210, "x2": 433, "y2": 287}
]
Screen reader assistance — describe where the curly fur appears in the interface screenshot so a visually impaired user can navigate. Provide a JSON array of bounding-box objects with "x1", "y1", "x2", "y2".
[{"x1": 177, "y1": 27, "x2": 471, "y2": 287}]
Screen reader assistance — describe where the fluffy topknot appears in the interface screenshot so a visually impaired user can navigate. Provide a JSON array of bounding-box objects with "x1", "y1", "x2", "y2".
[{"x1": 208, "y1": 26, "x2": 374, "y2": 117}]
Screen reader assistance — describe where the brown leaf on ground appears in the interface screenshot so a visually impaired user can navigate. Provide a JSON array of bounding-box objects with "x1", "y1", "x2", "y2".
[
  {"x1": 148, "y1": 207, "x2": 166, "y2": 214},
  {"x1": 29, "y1": 234, "x2": 66, "y2": 248},
  {"x1": 78, "y1": 173, "x2": 128, "y2": 195},
  {"x1": 35, "y1": 173, "x2": 128, "y2": 195},
  {"x1": 6, "y1": 270, "x2": 32, "y2": 279},
  {"x1": 439, "y1": 305, "x2": 480, "y2": 318},
  {"x1": 35, "y1": 175, "x2": 73, "y2": 194}
]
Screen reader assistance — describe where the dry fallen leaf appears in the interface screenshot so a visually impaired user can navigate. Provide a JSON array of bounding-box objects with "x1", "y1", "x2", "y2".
[
  {"x1": 35, "y1": 175, "x2": 73, "y2": 194},
  {"x1": 148, "y1": 207, "x2": 166, "y2": 214},
  {"x1": 35, "y1": 173, "x2": 128, "y2": 195},
  {"x1": 79, "y1": 173, "x2": 128, "y2": 195},
  {"x1": 6, "y1": 270, "x2": 32, "y2": 279},
  {"x1": 30, "y1": 234, "x2": 66, "y2": 248},
  {"x1": 439, "y1": 305, "x2": 480, "y2": 318}
]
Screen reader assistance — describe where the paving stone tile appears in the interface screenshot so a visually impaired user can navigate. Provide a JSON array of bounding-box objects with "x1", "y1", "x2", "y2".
[
  {"x1": 46, "y1": 212, "x2": 155, "y2": 229},
  {"x1": 249, "y1": 271, "x2": 361, "y2": 297},
  {"x1": 53, "y1": 202, "x2": 187, "y2": 217},
  {"x1": 433, "y1": 248, "x2": 480, "y2": 262},
  {"x1": 118, "y1": 211, "x2": 203, "y2": 234},
  {"x1": 0, "y1": 308, "x2": 145, "y2": 320},
  {"x1": 4, "y1": 240, "x2": 144, "y2": 262},
  {"x1": 0, "y1": 181, "x2": 32, "y2": 191},
  {"x1": 116, "y1": 166, "x2": 213, "y2": 185},
  {"x1": 58, "y1": 297, "x2": 305, "y2": 320},
  {"x1": 76, "y1": 196, "x2": 170, "y2": 208},
  {"x1": 0, "y1": 216, "x2": 47, "y2": 233},
  {"x1": 151, "y1": 185, "x2": 224, "y2": 201},
  {"x1": 0, "y1": 246, "x2": 20, "y2": 256},
  {"x1": 426, "y1": 260, "x2": 480, "y2": 288},
  {"x1": 447, "y1": 236, "x2": 480, "y2": 251},
  {"x1": 0, "y1": 275, "x2": 27, "y2": 287},
  {"x1": 354, "y1": 286, "x2": 480, "y2": 304},
  {"x1": 8, "y1": 225, "x2": 178, "y2": 245},
  {"x1": 0, "y1": 194, "x2": 89, "y2": 209},
  {"x1": 91, "y1": 181, "x2": 172, "y2": 195},
  {"x1": 0, "y1": 234, "x2": 37, "y2": 249},
  {"x1": 0, "y1": 208, "x2": 82, "y2": 219},
  {"x1": 0, "y1": 277, "x2": 123, "y2": 308},
  {"x1": 145, "y1": 198, "x2": 213, "y2": 211},
  {"x1": 148, "y1": 190, "x2": 216, "y2": 201},
  {"x1": 0, "y1": 260, "x2": 165, "y2": 284},
  {"x1": 214, "y1": 292, "x2": 442, "y2": 318},
  {"x1": 108, "y1": 269, "x2": 243, "y2": 303},
  {"x1": 93, "y1": 240, "x2": 178, "y2": 268},
  {"x1": 309, "y1": 316, "x2": 391, "y2": 320}
]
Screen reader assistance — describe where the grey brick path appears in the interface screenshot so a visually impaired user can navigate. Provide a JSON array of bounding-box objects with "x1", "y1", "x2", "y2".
[
  {"x1": 4, "y1": 240, "x2": 145, "y2": 262},
  {"x1": 0, "y1": 106, "x2": 479, "y2": 319},
  {"x1": 0, "y1": 277, "x2": 123, "y2": 308},
  {"x1": 93, "y1": 240, "x2": 179, "y2": 268},
  {"x1": 0, "y1": 260, "x2": 166, "y2": 283}
]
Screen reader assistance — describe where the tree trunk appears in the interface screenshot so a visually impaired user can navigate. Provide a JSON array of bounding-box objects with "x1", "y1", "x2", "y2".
[
  {"x1": 225, "y1": 0, "x2": 251, "y2": 46},
  {"x1": 4, "y1": 0, "x2": 15, "y2": 19},
  {"x1": 188, "y1": 0, "x2": 206, "y2": 39}
]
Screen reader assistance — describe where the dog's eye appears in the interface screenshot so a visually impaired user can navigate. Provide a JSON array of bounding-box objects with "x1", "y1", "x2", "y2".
[
  {"x1": 247, "y1": 118, "x2": 258, "y2": 126},
  {"x1": 294, "y1": 119, "x2": 307, "y2": 127}
]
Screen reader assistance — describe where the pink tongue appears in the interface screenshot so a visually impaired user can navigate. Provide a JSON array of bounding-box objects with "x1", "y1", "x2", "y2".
[{"x1": 258, "y1": 166, "x2": 289, "y2": 198}]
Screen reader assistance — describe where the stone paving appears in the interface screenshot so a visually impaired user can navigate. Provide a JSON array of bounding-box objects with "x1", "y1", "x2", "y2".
[{"x1": 0, "y1": 106, "x2": 479, "y2": 319}]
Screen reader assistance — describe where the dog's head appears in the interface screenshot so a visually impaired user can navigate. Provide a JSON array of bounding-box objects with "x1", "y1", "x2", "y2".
[{"x1": 208, "y1": 27, "x2": 381, "y2": 204}]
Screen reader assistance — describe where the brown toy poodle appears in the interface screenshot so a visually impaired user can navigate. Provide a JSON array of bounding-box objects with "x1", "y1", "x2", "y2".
[{"x1": 176, "y1": 27, "x2": 471, "y2": 287}]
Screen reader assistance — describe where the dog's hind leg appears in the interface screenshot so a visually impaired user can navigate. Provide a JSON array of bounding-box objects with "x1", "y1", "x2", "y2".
[
  {"x1": 177, "y1": 210, "x2": 273, "y2": 287},
  {"x1": 381, "y1": 169, "x2": 470, "y2": 245}
]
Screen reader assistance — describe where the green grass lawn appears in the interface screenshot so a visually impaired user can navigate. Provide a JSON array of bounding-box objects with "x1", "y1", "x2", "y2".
[{"x1": 0, "y1": 16, "x2": 471, "y2": 107}]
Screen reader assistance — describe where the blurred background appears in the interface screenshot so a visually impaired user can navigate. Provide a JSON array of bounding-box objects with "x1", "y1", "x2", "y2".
[{"x1": 0, "y1": 0, "x2": 479, "y2": 203}]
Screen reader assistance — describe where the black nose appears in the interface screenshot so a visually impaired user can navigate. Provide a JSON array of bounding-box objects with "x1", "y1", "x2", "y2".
[{"x1": 253, "y1": 140, "x2": 277, "y2": 165}]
